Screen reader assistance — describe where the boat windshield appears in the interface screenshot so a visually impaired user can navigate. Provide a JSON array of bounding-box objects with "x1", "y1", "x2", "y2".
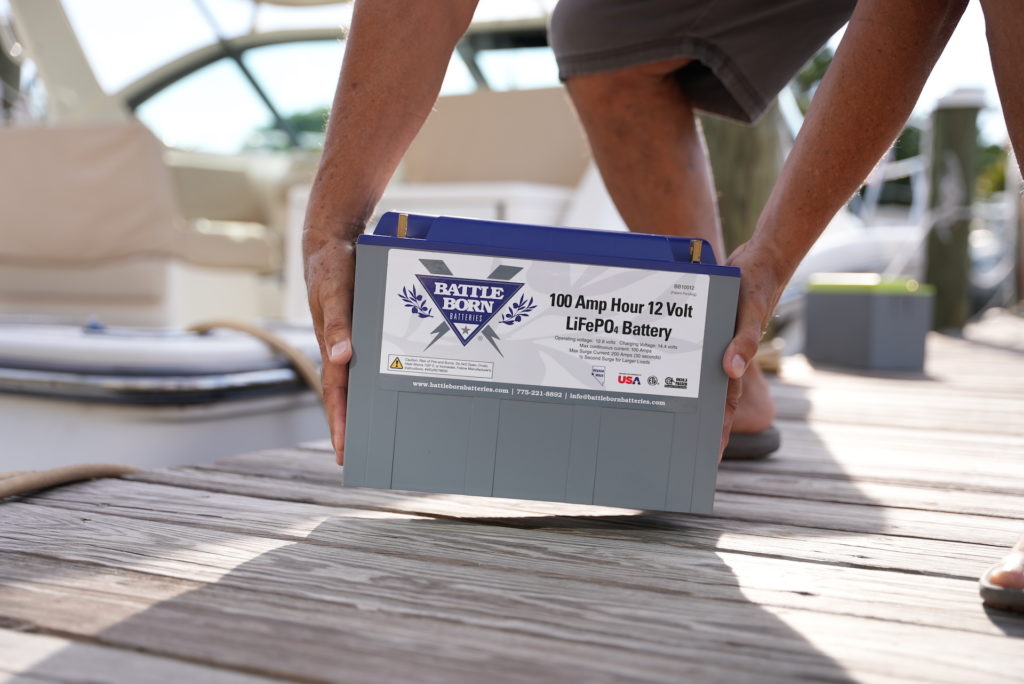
[
  {"x1": 62, "y1": 0, "x2": 354, "y2": 94},
  {"x1": 60, "y1": 0, "x2": 558, "y2": 154}
]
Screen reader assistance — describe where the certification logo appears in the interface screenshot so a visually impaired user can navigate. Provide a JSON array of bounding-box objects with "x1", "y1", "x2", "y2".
[
  {"x1": 398, "y1": 258, "x2": 536, "y2": 354},
  {"x1": 591, "y1": 365, "x2": 605, "y2": 386},
  {"x1": 664, "y1": 376, "x2": 689, "y2": 390}
]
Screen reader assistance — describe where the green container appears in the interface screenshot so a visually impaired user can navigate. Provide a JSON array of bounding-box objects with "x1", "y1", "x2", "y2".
[{"x1": 804, "y1": 274, "x2": 934, "y2": 371}]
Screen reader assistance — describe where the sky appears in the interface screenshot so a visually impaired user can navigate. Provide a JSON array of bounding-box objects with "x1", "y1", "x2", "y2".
[{"x1": 3, "y1": 0, "x2": 1008, "y2": 145}]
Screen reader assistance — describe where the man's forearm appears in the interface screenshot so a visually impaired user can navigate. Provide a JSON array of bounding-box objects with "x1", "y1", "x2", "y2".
[
  {"x1": 749, "y1": 0, "x2": 967, "y2": 285},
  {"x1": 305, "y1": 0, "x2": 479, "y2": 239}
]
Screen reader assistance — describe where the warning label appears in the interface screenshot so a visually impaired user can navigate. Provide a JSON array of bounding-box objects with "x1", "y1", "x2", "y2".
[{"x1": 385, "y1": 354, "x2": 493, "y2": 380}]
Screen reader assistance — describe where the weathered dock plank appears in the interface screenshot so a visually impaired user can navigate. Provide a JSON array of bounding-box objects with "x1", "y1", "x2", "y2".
[
  {"x1": 17, "y1": 479, "x2": 1014, "y2": 579},
  {"x1": 0, "y1": 628, "x2": 277, "y2": 684},
  {"x1": 127, "y1": 462, "x2": 1024, "y2": 547}
]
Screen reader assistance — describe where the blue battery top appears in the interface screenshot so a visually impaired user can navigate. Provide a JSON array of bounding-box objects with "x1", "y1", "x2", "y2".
[{"x1": 359, "y1": 212, "x2": 740, "y2": 278}]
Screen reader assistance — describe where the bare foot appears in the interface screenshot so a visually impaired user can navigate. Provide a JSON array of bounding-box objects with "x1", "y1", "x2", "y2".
[
  {"x1": 987, "y1": 534, "x2": 1024, "y2": 590},
  {"x1": 730, "y1": 363, "x2": 776, "y2": 434}
]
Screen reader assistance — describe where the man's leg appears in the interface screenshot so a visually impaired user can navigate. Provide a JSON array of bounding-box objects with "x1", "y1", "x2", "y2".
[{"x1": 565, "y1": 58, "x2": 775, "y2": 436}]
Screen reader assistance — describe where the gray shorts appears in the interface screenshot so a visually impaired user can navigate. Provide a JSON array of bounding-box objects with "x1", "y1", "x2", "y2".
[{"x1": 549, "y1": 0, "x2": 856, "y2": 123}]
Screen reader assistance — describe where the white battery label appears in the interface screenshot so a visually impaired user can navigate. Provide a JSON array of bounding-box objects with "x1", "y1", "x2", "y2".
[{"x1": 379, "y1": 249, "x2": 710, "y2": 398}]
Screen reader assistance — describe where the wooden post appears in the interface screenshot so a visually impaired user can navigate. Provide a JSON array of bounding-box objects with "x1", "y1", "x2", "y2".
[
  {"x1": 700, "y1": 101, "x2": 786, "y2": 255},
  {"x1": 0, "y1": 43, "x2": 18, "y2": 122},
  {"x1": 925, "y1": 89, "x2": 982, "y2": 331}
]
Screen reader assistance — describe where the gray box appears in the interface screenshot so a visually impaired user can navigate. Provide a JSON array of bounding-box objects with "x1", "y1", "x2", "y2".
[
  {"x1": 804, "y1": 275, "x2": 934, "y2": 371},
  {"x1": 344, "y1": 214, "x2": 739, "y2": 513}
]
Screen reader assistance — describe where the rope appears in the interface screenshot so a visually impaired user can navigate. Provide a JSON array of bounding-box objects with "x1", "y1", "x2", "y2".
[
  {"x1": 186, "y1": 319, "x2": 323, "y2": 397},
  {"x1": 0, "y1": 464, "x2": 140, "y2": 499},
  {"x1": 1, "y1": 320, "x2": 323, "y2": 500}
]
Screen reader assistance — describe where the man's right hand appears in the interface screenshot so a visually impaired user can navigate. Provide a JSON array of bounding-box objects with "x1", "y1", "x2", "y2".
[{"x1": 304, "y1": 228, "x2": 358, "y2": 465}]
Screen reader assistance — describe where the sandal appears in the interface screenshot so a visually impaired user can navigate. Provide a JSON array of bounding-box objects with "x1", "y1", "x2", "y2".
[
  {"x1": 979, "y1": 554, "x2": 1024, "y2": 613},
  {"x1": 723, "y1": 425, "x2": 781, "y2": 460}
]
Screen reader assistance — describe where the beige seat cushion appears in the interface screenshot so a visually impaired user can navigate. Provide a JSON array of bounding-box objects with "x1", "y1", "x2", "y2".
[
  {"x1": 184, "y1": 219, "x2": 280, "y2": 273},
  {"x1": 0, "y1": 122, "x2": 278, "y2": 273},
  {"x1": 0, "y1": 122, "x2": 185, "y2": 265}
]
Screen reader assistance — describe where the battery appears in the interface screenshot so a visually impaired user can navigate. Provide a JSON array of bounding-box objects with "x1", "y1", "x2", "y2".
[{"x1": 345, "y1": 212, "x2": 740, "y2": 513}]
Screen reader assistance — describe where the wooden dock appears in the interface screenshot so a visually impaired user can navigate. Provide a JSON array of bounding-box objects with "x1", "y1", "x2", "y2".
[{"x1": 2, "y1": 311, "x2": 1023, "y2": 682}]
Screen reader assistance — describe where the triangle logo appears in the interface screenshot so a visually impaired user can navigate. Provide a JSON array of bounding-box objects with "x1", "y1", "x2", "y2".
[{"x1": 416, "y1": 274, "x2": 523, "y2": 346}]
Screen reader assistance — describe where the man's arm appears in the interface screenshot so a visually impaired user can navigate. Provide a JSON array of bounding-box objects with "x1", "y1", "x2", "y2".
[
  {"x1": 719, "y1": 0, "x2": 967, "y2": 448},
  {"x1": 304, "y1": 0, "x2": 479, "y2": 463}
]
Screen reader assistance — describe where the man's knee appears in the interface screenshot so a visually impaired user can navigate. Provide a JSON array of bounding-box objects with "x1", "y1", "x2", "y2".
[{"x1": 563, "y1": 58, "x2": 694, "y2": 123}]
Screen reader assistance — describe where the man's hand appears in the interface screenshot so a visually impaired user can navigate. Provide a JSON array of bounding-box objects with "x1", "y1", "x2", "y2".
[
  {"x1": 719, "y1": 242, "x2": 785, "y2": 458},
  {"x1": 304, "y1": 228, "x2": 358, "y2": 464}
]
